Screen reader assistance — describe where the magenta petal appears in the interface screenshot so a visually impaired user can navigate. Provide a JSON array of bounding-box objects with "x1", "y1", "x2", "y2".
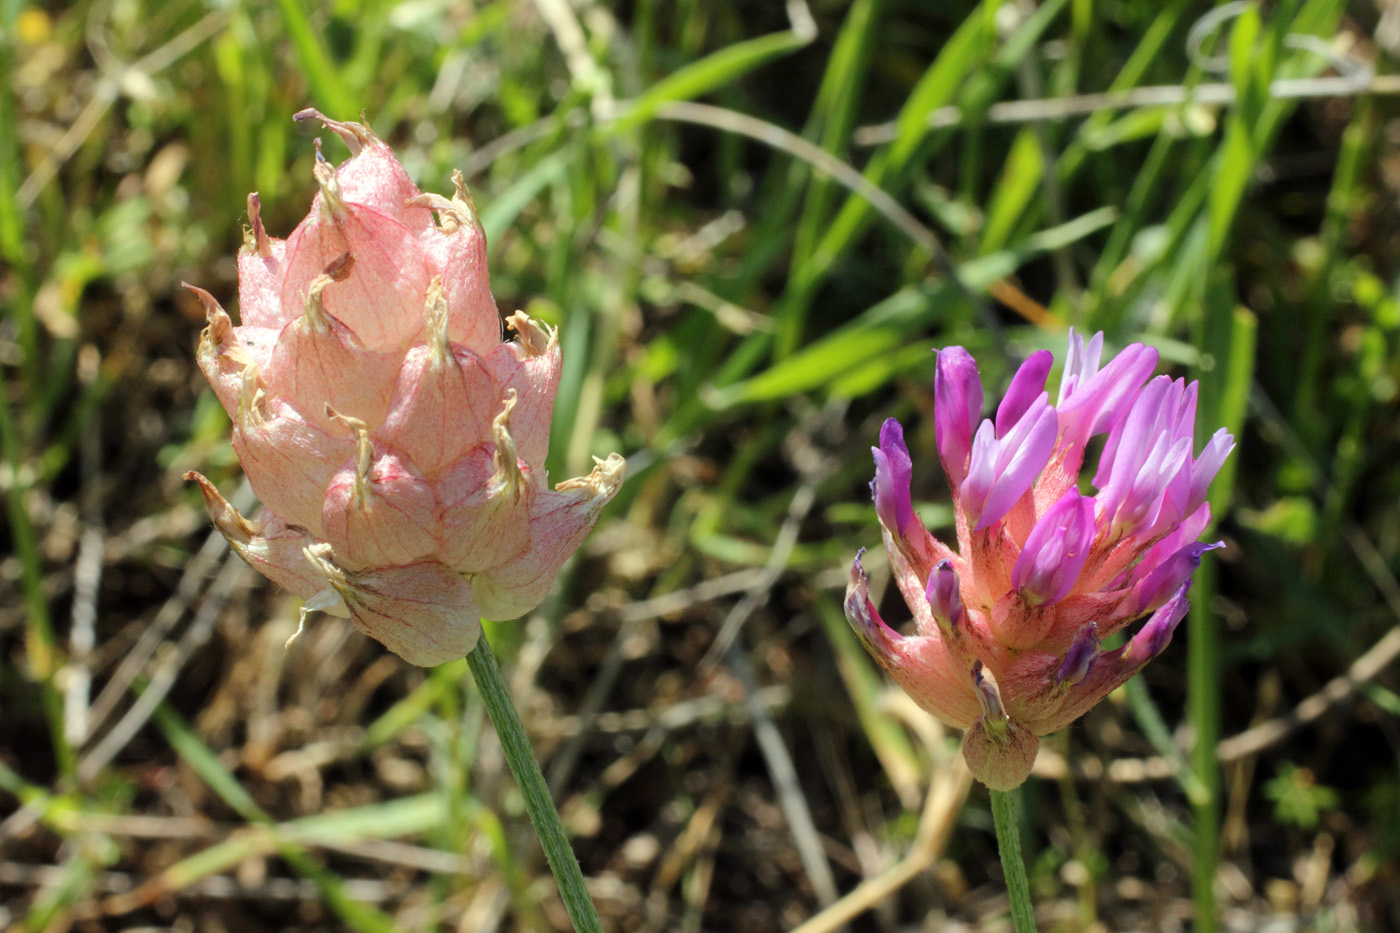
[
  {"x1": 963, "y1": 396, "x2": 1057, "y2": 531},
  {"x1": 934, "y1": 346, "x2": 983, "y2": 486},
  {"x1": 1188, "y1": 427, "x2": 1236, "y2": 513},
  {"x1": 1058, "y1": 330, "x2": 1158, "y2": 450},
  {"x1": 1054, "y1": 622, "x2": 1101, "y2": 687},
  {"x1": 924, "y1": 558, "x2": 964, "y2": 635},
  {"x1": 1134, "y1": 541, "x2": 1223, "y2": 614},
  {"x1": 872, "y1": 418, "x2": 917, "y2": 539},
  {"x1": 1121, "y1": 503, "x2": 1213, "y2": 590},
  {"x1": 1012, "y1": 490, "x2": 1096, "y2": 606},
  {"x1": 996, "y1": 349, "x2": 1053, "y2": 435},
  {"x1": 1126, "y1": 584, "x2": 1192, "y2": 665}
]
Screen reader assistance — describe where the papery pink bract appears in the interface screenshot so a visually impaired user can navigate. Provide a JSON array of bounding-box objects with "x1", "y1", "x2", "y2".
[
  {"x1": 846, "y1": 329, "x2": 1231, "y2": 790},
  {"x1": 187, "y1": 110, "x2": 624, "y2": 666}
]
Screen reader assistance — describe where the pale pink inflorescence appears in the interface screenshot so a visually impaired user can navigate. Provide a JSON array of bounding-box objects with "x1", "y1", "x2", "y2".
[
  {"x1": 186, "y1": 111, "x2": 624, "y2": 666},
  {"x1": 846, "y1": 331, "x2": 1231, "y2": 789}
]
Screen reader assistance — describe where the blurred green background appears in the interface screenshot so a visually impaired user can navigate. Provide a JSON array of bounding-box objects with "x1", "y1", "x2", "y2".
[{"x1": 2, "y1": 0, "x2": 1399, "y2": 929}]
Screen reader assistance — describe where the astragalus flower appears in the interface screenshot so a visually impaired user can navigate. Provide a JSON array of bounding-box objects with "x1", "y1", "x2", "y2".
[
  {"x1": 185, "y1": 110, "x2": 624, "y2": 666},
  {"x1": 846, "y1": 331, "x2": 1231, "y2": 789}
]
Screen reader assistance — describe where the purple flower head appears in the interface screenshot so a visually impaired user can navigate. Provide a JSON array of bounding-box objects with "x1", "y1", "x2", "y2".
[
  {"x1": 1054, "y1": 622, "x2": 1101, "y2": 688},
  {"x1": 1012, "y1": 489, "x2": 1096, "y2": 607},
  {"x1": 959, "y1": 394, "x2": 1058, "y2": 531},
  {"x1": 871, "y1": 418, "x2": 916, "y2": 539},
  {"x1": 934, "y1": 347, "x2": 983, "y2": 486},
  {"x1": 845, "y1": 329, "x2": 1232, "y2": 790},
  {"x1": 925, "y1": 559, "x2": 964, "y2": 635}
]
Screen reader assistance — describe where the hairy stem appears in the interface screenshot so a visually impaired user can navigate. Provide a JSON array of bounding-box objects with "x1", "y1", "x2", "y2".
[
  {"x1": 467, "y1": 632, "x2": 603, "y2": 933},
  {"x1": 990, "y1": 787, "x2": 1037, "y2": 933}
]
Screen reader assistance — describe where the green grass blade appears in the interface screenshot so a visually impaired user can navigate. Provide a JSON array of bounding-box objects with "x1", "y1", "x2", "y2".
[{"x1": 273, "y1": 0, "x2": 357, "y2": 118}]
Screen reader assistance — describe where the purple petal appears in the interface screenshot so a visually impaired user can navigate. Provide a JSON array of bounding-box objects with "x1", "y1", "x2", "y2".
[
  {"x1": 1134, "y1": 540, "x2": 1223, "y2": 614},
  {"x1": 925, "y1": 559, "x2": 964, "y2": 635},
  {"x1": 1058, "y1": 333, "x2": 1159, "y2": 451},
  {"x1": 1126, "y1": 583, "x2": 1192, "y2": 665},
  {"x1": 1057, "y1": 328, "x2": 1104, "y2": 405},
  {"x1": 996, "y1": 349, "x2": 1053, "y2": 435},
  {"x1": 1093, "y1": 375, "x2": 1172, "y2": 490},
  {"x1": 871, "y1": 418, "x2": 916, "y2": 538},
  {"x1": 1095, "y1": 376, "x2": 1202, "y2": 538},
  {"x1": 1054, "y1": 622, "x2": 1101, "y2": 687},
  {"x1": 965, "y1": 396, "x2": 1058, "y2": 531},
  {"x1": 1012, "y1": 490, "x2": 1096, "y2": 606},
  {"x1": 1187, "y1": 427, "x2": 1235, "y2": 513},
  {"x1": 934, "y1": 346, "x2": 983, "y2": 486},
  {"x1": 1123, "y1": 502, "x2": 1213, "y2": 589}
]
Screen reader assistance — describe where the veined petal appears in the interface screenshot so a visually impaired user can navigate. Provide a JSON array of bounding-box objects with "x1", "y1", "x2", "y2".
[
  {"x1": 435, "y1": 402, "x2": 536, "y2": 574},
  {"x1": 262, "y1": 255, "x2": 401, "y2": 432},
  {"x1": 185, "y1": 471, "x2": 326, "y2": 599},
  {"x1": 321, "y1": 423, "x2": 439, "y2": 571},
  {"x1": 380, "y1": 278, "x2": 497, "y2": 478},
  {"x1": 232, "y1": 389, "x2": 353, "y2": 536},
  {"x1": 470, "y1": 454, "x2": 626, "y2": 620},
  {"x1": 279, "y1": 152, "x2": 431, "y2": 350},
  {"x1": 237, "y1": 192, "x2": 292, "y2": 330},
  {"x1": 293, "y1": 109, "x2": 433, "y2": 232},
  {"x1": 303, "y1": 546, "x2": 481, "y2": 666},
  {"x1": 486, "y1": 312, "x2": 561, "y2": 472}
]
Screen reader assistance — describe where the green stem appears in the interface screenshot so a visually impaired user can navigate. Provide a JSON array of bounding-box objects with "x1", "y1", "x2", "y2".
[
  {"x1": 466, "y1": 632, "x2": 603, "y2": 933},
  {"x1": 990, "y1": 788, "x2": 1037, "y2": 933}
]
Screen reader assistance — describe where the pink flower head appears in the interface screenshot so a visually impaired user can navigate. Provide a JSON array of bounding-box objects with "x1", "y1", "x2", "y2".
[
  {"x1": 845, "y1": 331, "x2": 1230, "y2": 789},
  {"x1": 187, "y1": 111, "x2": 624, "y2": 666}
]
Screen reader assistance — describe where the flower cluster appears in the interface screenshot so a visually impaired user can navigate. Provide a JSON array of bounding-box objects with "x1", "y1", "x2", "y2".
[
  {"x1": 186, "y1": 110, "x2": 624, "y2": 666},
  {"x1": 846, "y1": 331, "x2": 1232, "y2": 789}
]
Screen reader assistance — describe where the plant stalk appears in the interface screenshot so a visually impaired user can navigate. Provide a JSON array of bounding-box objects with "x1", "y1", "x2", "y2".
[
  {"x1": 990, "y1": 787, "x2": 1037, "y2": 933},
  {"x1": 466, "y1": 632, "x2": 603, "y2": 933}
]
